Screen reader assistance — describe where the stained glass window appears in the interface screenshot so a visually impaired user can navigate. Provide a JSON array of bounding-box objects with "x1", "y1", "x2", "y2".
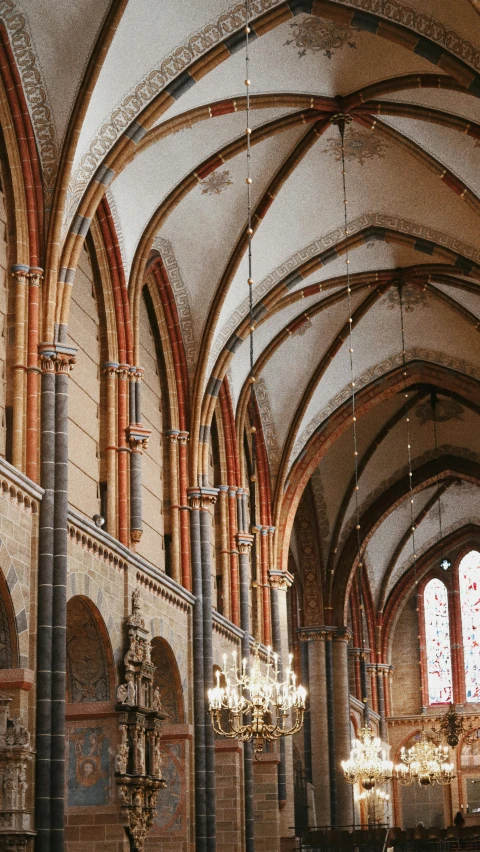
[
  {"x1": 424, "y1": 578, "x2": 452, "y2": 704},
  {"x1": 459, "y1": 551, "x2": 480, "y2": 703}
]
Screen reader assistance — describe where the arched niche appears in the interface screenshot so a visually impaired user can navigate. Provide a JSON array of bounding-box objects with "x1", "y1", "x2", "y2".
[
  {"x1": 151, "y1": 637, "x2": 184, "y2": 723},
  {"x1": 0, "y1": 568, "x2": 16, "y2": 668},
  {"x1": 66, "y1": 596, "x2": 114, "y2": 703}
]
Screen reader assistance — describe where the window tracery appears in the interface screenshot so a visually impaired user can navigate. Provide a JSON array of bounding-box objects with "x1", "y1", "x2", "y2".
[
  {"x1": 424, "y1": 578, "x2": 452, "y2": 705},
  {"x1": 459, "y1": 551, "x2": 480, "y2": 703}
]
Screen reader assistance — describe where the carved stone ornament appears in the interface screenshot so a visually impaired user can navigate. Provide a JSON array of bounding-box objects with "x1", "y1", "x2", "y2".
[
  {"x1": 115, "y1": 591, "x2": 167, "y2": 852},
  {"x1": 0, "y1": 695, "x2": 34, "y2": 849}
]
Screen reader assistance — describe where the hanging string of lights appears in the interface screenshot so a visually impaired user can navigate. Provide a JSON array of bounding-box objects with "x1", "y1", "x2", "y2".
[
  {"x1": 245, "y1": 0, "x2": 257, "y2": 481},
  {"x1": 207, "y1": 0, "x2": 306, "y2": 754},
  {"x1": 336, "y1": 114, "x2": 394, "y2": 792}
]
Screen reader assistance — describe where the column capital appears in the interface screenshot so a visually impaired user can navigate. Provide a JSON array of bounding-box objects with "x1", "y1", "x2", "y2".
[
  {"x1": 297, "y1": 625, "x2": 352, "y2": 642},
  {"x1": 28, "y1": 266, "x2": 43, "y2": 285},
  {"x1": 39, "y1": 343, "x2": 76, "y2": 375},
  {"x1": 268, "y1": 569, "x2": 293, "y2": 591},
  {"x1": 236, "y1": 533, "x2": 254, "y2": 554},
  {"x1": 188, "y1": 486, "x2": 218, "y2": 510},
  {"x1": 102, "y1": 360, "x2": 119, "y2": 375},
  {"x1": 178, "y1": 431, "x2": 189, "y2": 445},
  {"x1": 117, "y1": 362, "x2": 130, "y2": 380},
  {"x1": 127, "y1": 424, "x2": 151, "y2": 452},
  {"x1": 11, "y1": 264, "x2": 29, "y2": 283}
]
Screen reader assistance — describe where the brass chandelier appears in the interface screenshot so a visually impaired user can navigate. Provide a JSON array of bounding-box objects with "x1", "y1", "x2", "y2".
[
  {"x1": 394, "y1": 730, "x2": 454, "y2": 787},
  {"x1": 342, "y1": 727, "x2": 393, "y2": 791},
  {"x1": 208, "y1": 645, "x2": 306, "y2": 753},
  {"x1": 431, "y1": 703, "x2": 479, "y2": 749}
]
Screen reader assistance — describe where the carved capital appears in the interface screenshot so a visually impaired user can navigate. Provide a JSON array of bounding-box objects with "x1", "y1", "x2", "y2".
[
  {"x1": 236, "y1": 533, "x2": 254, "y2": 555},
  {"x1": 55, "y1": 353, "x2": 76, "y2": 375},
  {"x1": 10, "y1": 264, "x2": 29, "y2": 286},
  {"x1": 268, "y1": 569, "x2": 293, "y2": 591},
  {"x1": 188, "y1": 487, "x2": 217, "y2": 510},
  {"x1": 117, "y1": 363, "x2": 130, "y2": 380},
  {"x1": 178, "y1": 431, "x2": 189, "y2": 445},
  {"x1": 40, "y1": 352, "x2": 56, "y2": 373},
  {"x1": 103, "y1": 360, "x2": 119, "y2": 376},
  {"x1": 130, "y1": 529, "x2": 143, "y2": 544},
  {"x1": 28, "y1": 266, "x2": 43, "y2": 286},
  {"x1": 127, "y1": 425, "x2": 151, "y2": 452}
]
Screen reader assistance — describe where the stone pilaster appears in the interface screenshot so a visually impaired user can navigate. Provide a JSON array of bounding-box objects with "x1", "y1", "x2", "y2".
[
  {"x1": 299, "y1": 628, "x2": 330, "y2": 826},
  {"x1": 253, "y1": 754, "x2": 281, "y2": 852}
]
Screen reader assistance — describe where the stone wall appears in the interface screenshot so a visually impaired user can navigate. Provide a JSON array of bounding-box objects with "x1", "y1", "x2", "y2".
[
  {"x1": 67, "y1": 244, "x2": 101, "y2": 520},
  {"x1": 137, "y1": 294, "x2": 165, "y2": 567},
  {"x1": 391, "y1": 592, "x2": 422, "y2": 716}
]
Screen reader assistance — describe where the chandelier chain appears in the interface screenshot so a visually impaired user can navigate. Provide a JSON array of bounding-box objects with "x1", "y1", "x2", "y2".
[
  {"x1": 431, "y1": 394, "x2": 444, "y2": 541},
  {"x1": 245, "y1": 0, "x2": 256, "y2": 478}
]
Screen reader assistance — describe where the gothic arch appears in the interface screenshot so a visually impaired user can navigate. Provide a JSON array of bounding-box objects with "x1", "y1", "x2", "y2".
[
  {"x1": 66, "y1": 595, "x2": 115, "y2": 704},
  {"x1": 150, "y1": 637, "x2": 185, "y2": 724}
]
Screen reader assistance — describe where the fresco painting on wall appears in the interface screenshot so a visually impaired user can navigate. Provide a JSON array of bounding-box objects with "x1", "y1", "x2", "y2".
[
  {"x1": 67, "y1": 725, "x2": 111, "y2": 807},
  {"x1": 154, "y1": 741, "x2": 185, "y2": 833},
  {"x1": 66, "y1": 597, "x2": 110, "y2": 703}
]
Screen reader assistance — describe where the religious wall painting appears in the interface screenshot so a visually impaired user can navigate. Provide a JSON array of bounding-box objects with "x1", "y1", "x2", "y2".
[
  {"x1": 154, "y1": 741, "x2": 185, "y2": 834},
  {"x1": 151, "y1": 638, "x2": 185, "y2": 723},
  {"x1": 67, "y1": 724, "x2": 112, "y2": 808},
  {"x1": 66, "y1": 596, "x2": 112, "y2": 703},
  {"x1": 284, "y1": 16, "x2": 356, "y2": 58},
  {"x1": 383, "y1": 284, "x2": 429, "y2": 312}
]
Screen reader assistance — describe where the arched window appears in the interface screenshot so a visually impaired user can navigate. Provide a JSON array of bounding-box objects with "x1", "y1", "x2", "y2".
[
  {"x1": 424, "y1": 578, "x2": 452, "y2": 705},
  {"x1": 459, "y1": 550, "x2": 480, "y2": 703}
]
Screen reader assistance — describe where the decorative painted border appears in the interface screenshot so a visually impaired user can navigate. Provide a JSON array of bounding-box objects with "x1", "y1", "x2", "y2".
[
  {"x1": 152, "y1": 236, "x2": 197, "y2": 375},
  {"x1": 0, "y1": 1, "x2": 58, "y2": 193},
  {"x1": 69, "y1": 0, "x2": 480, "y2": 203},
  {"x1": 210, "y1": 213, "x2": 480, "y2": 372},
  {"x1": 255, "y1": 376, "x2": 281, "y2": 480}
]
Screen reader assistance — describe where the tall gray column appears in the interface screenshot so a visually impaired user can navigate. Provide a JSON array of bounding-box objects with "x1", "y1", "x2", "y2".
[
  {"x1": 269, "y1": 568, "x2": 295, "y2": 836},
  {"x1": 333, "y1": 631, "x2": 353, "y2": 827},
  {"x1": 189, "y1": 491, "x2": 206, "y2": 852},
  {"x1": 237, "y1": 533, "x2": 254, "y2": 852},
  {"x1": 299, "y1": 629, "x2": 331, "y2": 827},
  {"x1": 199, "y1": 489, "x2": 218, "y2": 852},
  {"x1": 376, "y1": 665, "x2": 388, "y2": 741},
  {"x1": 51, "y1": 353, "x2": 74, "y2": 852},
  {"x1": 35, "y1": 352, "x2": 56, "y2": 852}
]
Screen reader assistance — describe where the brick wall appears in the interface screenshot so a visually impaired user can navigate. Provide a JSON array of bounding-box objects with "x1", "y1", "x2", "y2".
[
  {"x1": 0, "y1": 189, "x2": 7, "y2": 458},
  {"x1": 253, "y1": 754, "x2": 281, "y2": 852}
]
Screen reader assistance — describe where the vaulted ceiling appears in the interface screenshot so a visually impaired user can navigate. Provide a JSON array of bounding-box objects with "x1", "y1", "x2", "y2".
[{"x1": 14, "y1": 0, "x2": 480, "y2": 617}]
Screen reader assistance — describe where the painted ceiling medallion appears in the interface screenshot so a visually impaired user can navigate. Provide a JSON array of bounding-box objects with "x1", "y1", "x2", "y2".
[
  {"x1": 415, "y1": 398, "x2": 464, "y2": 425},
  {"x1": 292, "y1": 317, "x2": 312, "y2": 337},
  {"x1": 200, "y1": 169, "x2": 233, "y2": 195},
  {"x1": 324, "y1": 127, "x2": 387, "y2": 165},
  {"x1": 284, "y1": 16, "x2": 356, "y2": 58},
  {"x1": 384, "y1": 284, "x2": 428, "y2": 312}
]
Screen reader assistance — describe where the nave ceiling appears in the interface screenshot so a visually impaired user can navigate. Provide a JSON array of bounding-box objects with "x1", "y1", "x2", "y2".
[{"x1": 10, "y1": 0, "x2": 480, "y2": 619}]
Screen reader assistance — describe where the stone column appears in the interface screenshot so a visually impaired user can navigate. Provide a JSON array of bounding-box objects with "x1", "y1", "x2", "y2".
[
  {"x1": 178, "y1": 431, "x2": 191, "y2": 590},
  {"x1": 333, "y1": 630, "x2": 353, "y2": 828},
  {"x1": 237, "y1": 532, "x2": 254, "y2": 852},
  {"x1": 102, "y1": 362, "x2": 118, "y2": 536},
  {"x1": 26, "y1": 266, "x2": 42, "y2": 482},
  {"x1": 11, "y1": 265, "x2": 29, "y2": 471},
  {"x1": 35, "y1": 349, "x2": 56, "y2": 852},
  {"x1": 300, "y1": 629, "x2": 331, "y2": 826},
  {"x1": 51, "y1": 348, "x2": 76, "y2": 852},
  {"x1": 269, "y1": 569, "x2": 295, "y2": 836},
  {"x1": 117, "y1": 363, "x2": 130, "y2": 546},
  {"x1": 127, "y1": 369, "x2": 150, "y2": 548},
  {"x1": 167, "y1": 430, "x2": 181, "y2": 583},
  {"x1": 376, "y1": 664, "x2": 388, "y2": 741},
  {"x1": 215, "y1": 740, "x2": 243, "y2": 852},
  {"x1": 218, "y1": 485, "x2": 231, "y2": 619},
  {"x1": 189, "y1": 489, "x2": 206, "y2": 852},
  {"x1": 253, "y1": 754, "x2": 281, "y2": 852},
  {"x1": 199, "y1": 488, "x2": 218, "y2": 852}
]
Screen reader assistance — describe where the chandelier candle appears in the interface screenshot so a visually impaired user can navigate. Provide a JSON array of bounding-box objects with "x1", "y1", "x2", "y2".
[{"x1": 208, "y1": 645, "x2": 306, "y2": 753}]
